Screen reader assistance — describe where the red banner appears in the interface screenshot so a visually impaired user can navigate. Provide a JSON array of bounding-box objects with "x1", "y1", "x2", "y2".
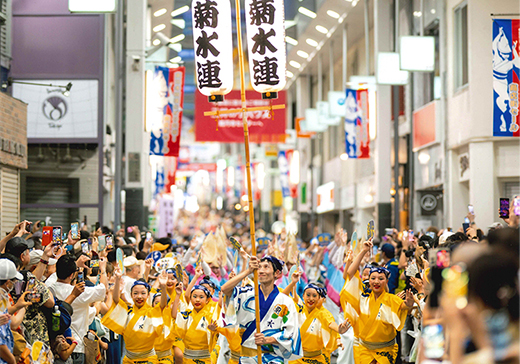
[
  {"x1": 195, "y1": 90, "x2": 287, "y2": 143},
  {"x1": 164, "y1": 157, "x2": 177, "y2": 193}
]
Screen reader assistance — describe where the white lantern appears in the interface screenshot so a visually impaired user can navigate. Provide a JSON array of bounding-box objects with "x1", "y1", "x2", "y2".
[
  {"x1": 245, "y1": 0, "x2": 286, "y2": 96},
  {"x1": 191, "y1": 0, "x2": 234, "y2": 99}
]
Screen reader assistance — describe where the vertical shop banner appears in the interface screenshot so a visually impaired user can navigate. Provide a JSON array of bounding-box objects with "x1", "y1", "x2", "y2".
[
  {"x1": 278, "y1": 151, "x2": 290, "y2": 198},
  {"x1": 191, "y1": 0, "x2": 234, "y2": 96},
  {"x1": 493, "y1": 20, "x2": 520, "y2": 137},
  {"x1": 194, "y1": 89, "x2": 287, "y2": 142},
  {"x1": 344, "y1": 88, "x2": 370, "y2": 159},
  {"x1": 150, "y1": 66, "x2": 185, "y2": 156},
  {"x1": 244, "y1": 0, "x2": 286, "y2": 93}
]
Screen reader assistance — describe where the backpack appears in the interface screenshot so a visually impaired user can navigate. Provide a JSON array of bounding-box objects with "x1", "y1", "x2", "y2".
[{"x1": 40, "y1": 298, "x2": 73, "y2": 341}]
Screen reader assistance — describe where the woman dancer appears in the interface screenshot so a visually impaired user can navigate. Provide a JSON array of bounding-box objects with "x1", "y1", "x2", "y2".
[
  {"x1": 171, "y1": 283, "x2": 218, "y2": 364},
  {"x1": 342, "y1": 239, "x2": 414, "y2": 364},
  {"x1": 284, "y1": 272, "x2": 350, "y2": 364},
  {"x1": 102, "y1": 267, "x2": 169, "y2": 364}
]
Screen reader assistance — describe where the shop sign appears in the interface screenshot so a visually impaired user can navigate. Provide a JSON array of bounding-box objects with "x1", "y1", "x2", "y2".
[
  {"x1": 12, "y1": 80, "x2": 98, "y2": 139},
  {"x1": 317, "y1": 182, "x2": 335, "y2": 213},
  {"x1": 419, "y1": 191, "x2": 443, "y2": 216},
  {"x1": 1, "y1": 139, "x2": 26, "y2": 157},
  {"x1": 459, "y1": 152, "x2": 470, "y2": 182}
]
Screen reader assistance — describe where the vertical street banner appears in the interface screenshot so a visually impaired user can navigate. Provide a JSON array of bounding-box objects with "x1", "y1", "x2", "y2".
[
  {"x1": 164, "y1": 157, "x2": 178, "y2": 193},
  {"x1": 154, "y1": 164, "x2": 165, "y2": 199},
  {"x1": 191, "y1": 0, "x2": 234, "y2": 96},
  {"x1": 278, "y1": 151, "x2": 290, "y2": 198},
  {"x1": 150, "y1": 66, "x2": 185, "y2": 156},
  {"x1": 245, "y1": 0, "x2": 286, "y2": 93},
  {"x1": 344, "y1": 88, "x2": 370, "y2": 159},
  {"x1": 493, "y1": 20, "x2": 520, "y2": 137}
]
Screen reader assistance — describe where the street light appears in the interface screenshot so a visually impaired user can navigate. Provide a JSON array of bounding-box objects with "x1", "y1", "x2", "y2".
[{"x1": 1, "y1": 78, "x2": 73, "y2": 96}]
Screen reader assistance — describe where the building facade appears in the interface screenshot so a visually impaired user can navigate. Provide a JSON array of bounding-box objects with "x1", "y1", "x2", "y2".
[
  {"x1": 0, "y1": 92, "x2": 27, "y2": 236},
  {"x1": 287, "y1": 0, "x2": 520, "y2": 239}
]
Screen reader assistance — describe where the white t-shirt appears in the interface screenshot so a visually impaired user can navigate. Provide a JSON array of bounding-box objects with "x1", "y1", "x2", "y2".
[
  {"x1": 46, "y1": 281, "x2": 106, "y2": 354},
  {"x1": 45, "y1": 272, "x2": 58, "y2": 286}
]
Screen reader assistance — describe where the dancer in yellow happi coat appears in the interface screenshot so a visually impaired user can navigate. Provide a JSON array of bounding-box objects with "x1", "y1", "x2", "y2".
[
  {"x1": 102, "y1": 267, "x2": 169, "y2": 364},
  {"x1": 153, "y1": 268, "x2": 188, "y2": 364},
  {"x1": 341, "y1": 239, "x2": 414, "y2": 364},
  {"x1": 171, "y1": 283, "x2": 219, "y2": 364},
  {"x1": 283, "y1": 271, "x2": 350, "y2": 364},
  {"x1": 152, "y1": 292, "x2": 175, "y2": 364}
]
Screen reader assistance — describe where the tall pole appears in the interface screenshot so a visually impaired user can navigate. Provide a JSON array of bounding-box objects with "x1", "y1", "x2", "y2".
[
  {"x1": 114, "y1": 0, "x2": 124, "y2": 229},
  {"x1": 233, "y1": 0, "x2": 262, "y2": 361},
  {"x1": 364, "y1": 0, "x2": 370, "y2": 75},
  {"x1": 408, "y1": 0, "x2": 417, "y2": 229},
  {"x1": 393, "y1": 0, "x2": 400, "y2": 230}
]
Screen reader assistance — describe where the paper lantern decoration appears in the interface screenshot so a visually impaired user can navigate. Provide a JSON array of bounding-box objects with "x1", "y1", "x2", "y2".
[
  {"x1": 245, "y1": 0, "x2": 286, "y2": 96},
  {"x1": 191, "y1": 0, "x2": 234, "y2": 100}
]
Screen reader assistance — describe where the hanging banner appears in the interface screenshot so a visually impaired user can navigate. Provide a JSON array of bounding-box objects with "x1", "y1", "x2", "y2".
[
  {"x1": 244, "y1": 0, "x2": 286, "y2": 93},
  {"x1": 195, "y1": 89, "x2": 286, "y2": 142},
  {"x1": 344, "y1": 88, "x2": 370, "y2": 159},
  {"x1": 493, "y1": 20, "x2": 520, "y2": 137},
  {"x1": 164, "y1": 157, "x2": 178, "y2": 193},
  {"x1": 278, "y1": 150, "x2": 290, "y2": 198},
  {"x1": 192, "y1": 0, "x2": 234, "y2": 96},
  {"x1": 153, "y1": 164, "x2": 165, "y2": 199},
  {"x1": 150, "y1": 66, "x2": 185, "y2": 156}
]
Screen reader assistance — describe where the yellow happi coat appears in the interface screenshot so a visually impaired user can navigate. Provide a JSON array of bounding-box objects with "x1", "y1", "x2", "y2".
[
  {"x1": 171, "y1": 301, "x2": 219, "y2": 364},
  {"x1": 340, "y1": 272, "x2": 408, "y2": 364},
  {"x1": 101, "y1": 300, "x2": 165, "y2": 364},
  {"x1": 214, "y1": 300, "x2": 242, "y2": 364},
  {"x1": 154, "y1": 306, "x2": 175, "y2": 364},
  {"x1": 289, "y1": 300, "x2": 338, "y2": 364},
  {"x1": 152, "y1": 288, "x2": 188, "y2": 363}
]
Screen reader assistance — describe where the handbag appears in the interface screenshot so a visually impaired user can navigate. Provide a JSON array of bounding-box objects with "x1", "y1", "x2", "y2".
[{"x1": 83, "y1": 334, "x2": 101, "y2": 364}]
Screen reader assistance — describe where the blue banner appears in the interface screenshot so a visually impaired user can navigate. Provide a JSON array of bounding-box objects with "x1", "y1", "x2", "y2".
[
  {"x1": 493, "y1": 20, "x2": 520, "y2": 137},
  {"x1": 277, "y1": 151, "x2": 290, "y2": 198}
]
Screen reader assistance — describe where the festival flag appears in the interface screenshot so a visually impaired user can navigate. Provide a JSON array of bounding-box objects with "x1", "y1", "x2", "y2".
[
  {"x1": 277, "y1": 151, "x2": 290, "y2": 198},
  {"x1": 344, "y1": 88, "x2": 370, "y2": 158},
  {"x1": 149, "y1": 66, "x2": 185, "y2": 157}
]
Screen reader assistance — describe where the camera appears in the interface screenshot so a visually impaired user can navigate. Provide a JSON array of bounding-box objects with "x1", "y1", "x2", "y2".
[{"x1": 405, "y1": 249, "x2": 415, "y2": 258}]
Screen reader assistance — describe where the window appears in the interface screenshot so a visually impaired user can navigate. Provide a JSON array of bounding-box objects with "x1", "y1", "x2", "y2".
[{"x1": 454, "y1": 2, "x2": 468, "y2": 89}]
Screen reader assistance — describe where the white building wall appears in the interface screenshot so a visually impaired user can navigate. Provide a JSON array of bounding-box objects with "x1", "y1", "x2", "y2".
[{"x1": 446, "y1": 0, "x2": 520, "y2": 229}]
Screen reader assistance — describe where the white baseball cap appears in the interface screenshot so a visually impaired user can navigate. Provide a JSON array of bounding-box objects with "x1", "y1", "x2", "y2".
[
  {"x1": 0, "y1": 259, "x2": 23, "y2": 281},
  {"x1": 123, "y1": 256, "x2": 139, "y2": 268},
  {"x1": 29, "y1": 250, "x2": 57, "y2": 267}
]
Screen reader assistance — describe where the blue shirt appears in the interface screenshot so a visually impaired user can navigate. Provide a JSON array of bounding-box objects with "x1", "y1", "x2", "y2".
[
  {"x1": 385, "y1": 258, "x2": 400, "y2": 294},
  {"x1": 0, "y1": 319, "x2": 13, "y2": 364}
]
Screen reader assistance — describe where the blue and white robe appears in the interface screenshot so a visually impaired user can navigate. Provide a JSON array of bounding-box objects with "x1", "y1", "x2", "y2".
[{"x1": 227, "y1": 285, "x2": 303, "y2": 364}]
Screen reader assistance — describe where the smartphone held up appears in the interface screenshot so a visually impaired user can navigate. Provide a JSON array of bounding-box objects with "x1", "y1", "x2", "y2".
[
  {"x1": 71, "y1": 222, "x2": 80, "y2": 240},
  {"x1": 500, "y1": 198, "x2": 510, "y2": 219}
]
